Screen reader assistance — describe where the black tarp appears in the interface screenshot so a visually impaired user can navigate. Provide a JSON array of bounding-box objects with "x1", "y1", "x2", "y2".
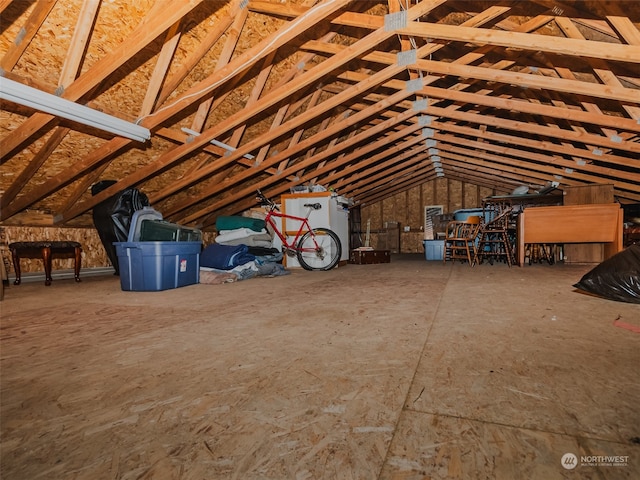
[
  {"x1": 573, "y1": 245, "x2": 640, "y2": 304},
  {"x1": 91, "y1": 181, "x2": 149, "y2": 275}
]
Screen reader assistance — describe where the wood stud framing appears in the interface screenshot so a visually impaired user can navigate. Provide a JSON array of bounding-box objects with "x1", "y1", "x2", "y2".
[{"x1": 1, "y1": 0, "x2": 639, "y2": 227}]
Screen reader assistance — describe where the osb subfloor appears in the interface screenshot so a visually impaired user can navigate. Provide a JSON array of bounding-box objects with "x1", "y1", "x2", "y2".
[{"x1": 1, "y1": 255, "x2": 639, "y2": 480}]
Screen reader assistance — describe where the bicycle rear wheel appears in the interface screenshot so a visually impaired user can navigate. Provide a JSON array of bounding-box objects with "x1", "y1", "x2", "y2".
[{"x1": 296, "y1": 228, "x2": 341, "y2": 271}]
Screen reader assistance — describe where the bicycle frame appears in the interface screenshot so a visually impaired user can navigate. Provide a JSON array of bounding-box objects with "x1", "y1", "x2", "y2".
[
  {"x1": 263, "y1": 205, "x2": 319, "y2": 253},
  {"x1": 256, "y1": 190, "x2": 341, "y2": 271}
]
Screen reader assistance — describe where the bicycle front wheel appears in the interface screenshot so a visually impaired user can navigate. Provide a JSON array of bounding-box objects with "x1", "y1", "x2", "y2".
[{"x1": 296, "y1": 228, "x2": 341, "y2": 271}]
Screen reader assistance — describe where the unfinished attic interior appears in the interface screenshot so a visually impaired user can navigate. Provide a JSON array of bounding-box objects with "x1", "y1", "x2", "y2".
[
  {"x1": 1, "y1": 1, "x2": 640, "y2": 478},
  {"x1": 1, "y1": 0, "x2": 640, "y2": 241}
]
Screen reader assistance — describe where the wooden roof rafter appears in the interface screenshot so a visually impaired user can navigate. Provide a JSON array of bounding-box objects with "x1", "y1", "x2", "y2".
[
  {"x1": 2, "y1": 0, "x2": 640, "y2": 227},
  {"x1": 60, "y1": 1, "x2": 451, "y2": 224},
  {"x1": 11, "y1": 0, "x2": 352, "y2": 224},
  {"x1": 155, "y1": 2, "x2": 512, "y2": 222}
]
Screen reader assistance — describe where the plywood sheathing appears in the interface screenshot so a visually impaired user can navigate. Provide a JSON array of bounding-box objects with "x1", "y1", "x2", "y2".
[
  {"x1": 1, "y1": 0, "x2": 266, "y2": 217},
  {"x1": 2, "y1": 0, "x2": 640, "y2": 228},
  {"x1": 1, "y1": 226, "x2": 111, "y2": 274},
  {"x1": 1, "y1": 259, "x2": 639, "y2": 478},
  {"x1": 0, "y1": 225, "x2": 215, "y2": 275}
]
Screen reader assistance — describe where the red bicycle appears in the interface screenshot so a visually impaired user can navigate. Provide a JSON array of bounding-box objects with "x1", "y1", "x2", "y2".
[{"x1": 256, "y1": 190, "x2": 341, "y2": 271}]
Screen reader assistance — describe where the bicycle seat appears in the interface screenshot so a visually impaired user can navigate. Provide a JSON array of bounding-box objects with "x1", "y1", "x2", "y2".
[{"x1": 303, "y1": 203, "x2": 322, "y2": 210}]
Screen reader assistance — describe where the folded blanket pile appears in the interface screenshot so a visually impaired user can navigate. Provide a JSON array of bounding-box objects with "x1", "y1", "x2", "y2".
[
  {"x1": 199, "y1": 248, "x2": 289, "y2": 283},
  {"x1": 200, "y1": 243, "x2": 256, "y2": 270},
  {"x1": 215, "y1": 215, "x2": 266, "y2": 232},
  {"x1": 215, "y1": 227, "x2": 272, "y2": 247}
]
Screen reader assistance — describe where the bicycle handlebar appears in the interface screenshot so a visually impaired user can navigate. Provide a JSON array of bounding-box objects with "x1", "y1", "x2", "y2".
[
  {"x1": 256, "y1": 190, "x2": 322, "y2": 212},
  {"x1": 256, "y1": 189, "x2": 278, "y2": 210}
]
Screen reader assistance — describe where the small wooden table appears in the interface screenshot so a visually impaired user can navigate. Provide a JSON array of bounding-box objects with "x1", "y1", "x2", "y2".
[{"x1": 9, "y1": 241, "x2": 82, "y2": 286}]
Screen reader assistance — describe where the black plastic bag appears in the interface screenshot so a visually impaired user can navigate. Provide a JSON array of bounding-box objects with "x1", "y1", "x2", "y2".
[
  {"x1": 573, "y1": 245, "x2": 640, "y2": 304},
  {"x1": 92, "y1": 181, "x2": 150, "y2": 274}
]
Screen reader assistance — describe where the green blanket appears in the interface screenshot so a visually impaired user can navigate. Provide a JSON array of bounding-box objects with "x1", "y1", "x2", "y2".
[{"x1": 215, "y1": 215, "x2": 266, "y2": 232}]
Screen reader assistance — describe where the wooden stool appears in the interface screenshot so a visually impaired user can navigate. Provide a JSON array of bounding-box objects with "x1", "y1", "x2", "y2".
[{"x1": 9, "y1": 241, "x2": 82, "y2": 286}]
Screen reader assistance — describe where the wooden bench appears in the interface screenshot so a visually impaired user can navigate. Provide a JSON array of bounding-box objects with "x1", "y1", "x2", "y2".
[{"x1": 9, "y1": 241, "x2": 82, "y2": 286}]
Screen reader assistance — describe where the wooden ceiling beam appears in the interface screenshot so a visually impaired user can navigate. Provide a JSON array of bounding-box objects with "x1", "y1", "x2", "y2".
[
  {"x1": 441, "y1": 157, "x2": 640, "y2": 203},
  {"x1": 191, "y1": 5, "x2": 250, "y2": 135},
  {"x1": 400, "y1": 21, "x2": 640, "y2": 64},
  {"x1": 0, "y1": 128, "x2": 69, "y2": 210},
  {"x1": 426, "y1": 117, "x2": 638, "y2": 170},
  {"x1": 413, "y1": 60, "x2": 639, "y2": 105},
  {"x1": 434, "y1": 131, "x2": 640, "y2": 186},
  {"x1": 607, "y1": 16, "x2": 640, "y2": 45},
  {"x1": 58, "y1": 0, "x2": 370, "y2": 223},
  {"x1": 4, "y1": 0, "x2": 100, "y2": 213},
  {"x1": 305, "y1": 141, "x2": 426, "y2": 200},
  {"x1": 248, "y1": 1, "x2": 387, "y2": 30},
  {"x1": 32, "y1": 0, "x2": 348, "y2": 222},
  {"x1": 421, "y1": 84, "x2": 639, "y2": 134},
  {"x1": 441, "y1": 165, "x2": 546, "y2": 194},
  {"x1": 138, "y1": 18, "x2": 454, "y2": 216},
  {"x1": 305, "y1": 85, "x2": 638, "y2": 198},
  {"x1": 175, "y1": 89, "x2": 420, "y2": 224},
  {"x1": 343, "y1": 91, "x2": 639, "y2": 170},
  {"x1": 0, "y1": 136, "x2": 132, "y2": 222},
  {"x1": 139, "y1": 21, "x2": 183, "y2": 118},
  {"x1": 0, "y1": 0, "x2": 205, "y2": 161},
  {"x1": 212, "y1": 116, "x2": 425, "y2": 219},
  {"x1": 58, "y1": 0, "x2": 100, "y2": 88},
  {"x1": 333, "y1": 65, "x2": 640, "y2": 135},
  {"x1": 194, "y1": 6, "x2": 636, "y2": 219},
  {"x1": 160, "y1": 77, "x2": 411, "y2": 218},
  {"x1": 443, "y1": 155, "x2": 549, "y2": 187},
  {"x1": 1, "y1": 0, "x2": 57, "y2": 71},
  {"x1": 356, "y1": 169, "x2": 437, "y2": 206},
  {"x1": 149, "y1": 3, "x2": 507, "y2": 221},
  {"x1": 440, "y1": 150, "x2": 567, "y2": 187},
  {"x1": 437, "y1": 142, "x2": 640, "y2": 194},
  {"x1": 330, "y1": 137, "x2": 428, "y2": 197},
  {"x1": 57, "y1": 13, "x2": 184, "y2": 219},
  {"x1": 424, "y1": 103, "x2": 640, "y2": 155},
  {"x1": 339, "y1": 151, "x2": 431, "y2": 199},
  {"x1": 331, "y1": 144, "x2": 427, "y2": 193},
  {"x1": 252, "y1": 32, "x2": 339, "y2": 169},
  {"x1": 151, "y1": 45, "x2": 342, "y2": 207},
  {"x1": 155, "y1": 2, "x2": 237, "y2": 106},
  {"x1": 303, "y1": 38, "x2": 640, "y2": 133}
]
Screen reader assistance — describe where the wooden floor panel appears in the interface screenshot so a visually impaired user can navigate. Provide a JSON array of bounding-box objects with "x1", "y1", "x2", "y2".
[{"x1": 1, "y1": 256, "x2": 638, "y2": 479}]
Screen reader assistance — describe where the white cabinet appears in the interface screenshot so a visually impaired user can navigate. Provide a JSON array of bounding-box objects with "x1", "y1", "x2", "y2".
[{"x1": 274, "y1": 192, "x2": 349, "y2": 268}]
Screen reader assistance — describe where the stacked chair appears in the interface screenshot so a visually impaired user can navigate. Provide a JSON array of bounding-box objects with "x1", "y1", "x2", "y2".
[
  {"x1": 443, "y1": 216, "x2": 482, "y2": 265},
  {"x1": 474, "y1": 202, "x2": 516, "y2": 266}
]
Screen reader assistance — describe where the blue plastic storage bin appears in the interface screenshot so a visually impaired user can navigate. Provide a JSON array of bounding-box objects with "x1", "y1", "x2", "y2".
[
  {"x1": 114, "y1": 241, "x2": 201, "y2": 291},
  {"x1": 423, "y1": 239, "x2": 444, "y2": 261}
]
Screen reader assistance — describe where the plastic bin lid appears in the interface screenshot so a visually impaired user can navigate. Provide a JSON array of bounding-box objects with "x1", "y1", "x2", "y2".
[{"x1": 128, "y1": 206, "x2": 163, "y2": 242}]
